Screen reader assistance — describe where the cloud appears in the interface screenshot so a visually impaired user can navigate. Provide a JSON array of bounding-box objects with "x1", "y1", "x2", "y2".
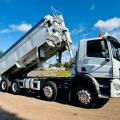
[
  {"x1": 94, "y1": 17, "x2": 120, "y2": 32},
  {"x1": 110, "y1": 30, "x2": 120, "y2": 39},
  {"x1": 90, "y1": 3, "x2": 95, "y2": 11},
  {"x1": 0, "y1": 22, "x2": 32, "y2": 34},
  {"x1": 94, "y1": 17, "x2": 120, "y2": 40},
  {"x1": 0, "y1": 29, "x2": 11, "y2": 33},
  {"x1": 9, "y1": 23, "x2": 32, "y2": 32},
  {"x1": 71, "y1": 25, "x2": 85, "y2": 35}
]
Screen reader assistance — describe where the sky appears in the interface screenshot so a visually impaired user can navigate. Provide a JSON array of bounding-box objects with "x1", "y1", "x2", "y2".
[{"x1": 0, "y1": 0, "x2": 120, "y2": 62}]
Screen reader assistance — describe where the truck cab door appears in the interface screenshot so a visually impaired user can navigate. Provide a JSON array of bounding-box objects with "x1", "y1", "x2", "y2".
[
  {"x1": 108, "y1": 37, "x2": 120, "y2": 97},
  {"x1": 78, "y1": 39, "x2": 112, "y2": 78}
]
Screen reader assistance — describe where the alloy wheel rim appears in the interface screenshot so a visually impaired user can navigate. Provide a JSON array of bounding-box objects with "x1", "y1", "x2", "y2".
[
  {"x1": 77, "y1": 89, "x2": 92, "y2": 105},
  {"x1": 43, "y1": 86, "x2": 53, "y2": 98}
]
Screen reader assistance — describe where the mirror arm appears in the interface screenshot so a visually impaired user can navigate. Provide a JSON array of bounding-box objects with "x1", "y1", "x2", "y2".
[{"x1": 105, "y1": 57, "x2": 110, "y2": 62}]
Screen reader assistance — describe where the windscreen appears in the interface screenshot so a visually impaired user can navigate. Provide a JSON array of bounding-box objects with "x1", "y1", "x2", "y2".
[{"x1": 109, "y1": 36, "x2": 120, "y2": 61}]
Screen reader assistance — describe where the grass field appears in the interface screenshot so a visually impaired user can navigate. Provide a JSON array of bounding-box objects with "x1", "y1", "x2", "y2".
[
  {"x1": 55, "y1": 70, "x2": 71, "y2": 77},
  {"x1": 28, "y1": 70, "x2": 71, "y2": 77}
]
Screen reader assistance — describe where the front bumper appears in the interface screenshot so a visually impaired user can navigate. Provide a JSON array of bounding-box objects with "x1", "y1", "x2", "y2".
[{"x1": 111, "y1": 78, "x2": 120, "y2": 97}]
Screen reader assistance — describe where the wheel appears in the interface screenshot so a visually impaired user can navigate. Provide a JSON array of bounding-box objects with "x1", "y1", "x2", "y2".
[
  {"x1": 0, "y1": 79, "x2": 9, "y2": 92},
  {"x1": 41, "y1": 81, "x2": 57, "y2": 101},
  {"x1": 75, "y1": 86, "x2": 98, "y2": 108},
  {"x1": 11, "y1": 81, "x2": 20, "y2": 95}
]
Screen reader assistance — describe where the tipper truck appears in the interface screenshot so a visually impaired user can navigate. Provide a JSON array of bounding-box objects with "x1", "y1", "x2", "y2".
[{"x1": 0, "y1": 13, "x2": 120, "y2": 108}]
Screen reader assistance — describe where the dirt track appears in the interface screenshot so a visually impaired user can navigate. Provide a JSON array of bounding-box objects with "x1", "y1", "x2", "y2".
[{"x1": 0, "y1": 92, "x2": 120, "y2": 120}]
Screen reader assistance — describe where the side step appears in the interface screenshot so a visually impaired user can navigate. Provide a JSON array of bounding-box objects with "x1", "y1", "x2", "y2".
[{"x1": 98, "y1": 94, "x2": 110, "y2": 99}]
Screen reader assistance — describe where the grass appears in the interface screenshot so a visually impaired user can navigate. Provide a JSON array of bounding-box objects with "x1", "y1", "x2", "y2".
[
  {"x1": 29, "y1": 69, "x2": 71, "y2": 77},
  {"x1": 55, "y1": 70, "x2": 71, "y2": 77}
]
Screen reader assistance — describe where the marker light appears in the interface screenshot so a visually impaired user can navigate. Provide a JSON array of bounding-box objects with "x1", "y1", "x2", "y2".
[{"x1": 98, "y1": 32, "x2": 102, "y2": 38}]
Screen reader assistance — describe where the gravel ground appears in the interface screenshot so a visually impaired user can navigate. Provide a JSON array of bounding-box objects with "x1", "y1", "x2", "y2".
[{"x1": 0, "y1": 92, "x2": 120, "y2": 120}]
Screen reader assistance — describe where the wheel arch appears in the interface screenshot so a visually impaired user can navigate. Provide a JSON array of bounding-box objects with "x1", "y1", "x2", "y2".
[{"x1": 72, "y1": 74, "x2": 100, "y2": 96}]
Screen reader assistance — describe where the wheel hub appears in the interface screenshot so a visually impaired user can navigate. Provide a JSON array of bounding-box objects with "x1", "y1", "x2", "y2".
[
  {"x1": 43, "y1": 86, "x2": 53, "y2": 98},
  {"x1": 77, "y1": 89, "x2": 92, "y2": 104}
]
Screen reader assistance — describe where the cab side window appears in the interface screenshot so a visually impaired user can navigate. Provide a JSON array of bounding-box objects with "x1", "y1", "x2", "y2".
[{"x1": 87, "y1": 40, "x2": 103, "y2": 58}]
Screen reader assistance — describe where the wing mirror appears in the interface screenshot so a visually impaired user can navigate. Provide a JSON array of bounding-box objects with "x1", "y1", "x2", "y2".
[
  {"x1": 116, "y1": 49, "x2": 120, "y2": 61},
  {"x1": 102, "y1": 51, "x2": 110, "y2": 62},
  {"x1": 101, "y1": 39, "x2": 110, "y2": 62}
]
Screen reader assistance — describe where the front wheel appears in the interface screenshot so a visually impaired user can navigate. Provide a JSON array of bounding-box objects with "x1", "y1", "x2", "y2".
[
  {"x1": 41, "y1": 81, "x2": 57, "y2": 101},
  {"x1": 75, "y1": 86, "x2": 98, "y2": 108}
]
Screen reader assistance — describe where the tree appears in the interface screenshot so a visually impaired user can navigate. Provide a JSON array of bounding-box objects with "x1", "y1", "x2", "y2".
[
  {"x1": 54, "y1": 62, "x2": 61, "y2": 68},
  {"x1": 63, "y1": 62, "x2": 70, "y2": 70},
  {"x1": 0, "y1": 50, "x2": 3, "y2": 57}
]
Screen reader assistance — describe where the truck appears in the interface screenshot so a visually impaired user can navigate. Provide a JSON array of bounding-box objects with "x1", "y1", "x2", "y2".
[{"x1": 0, "y1": 13, "x2": 120, "y2": 108}]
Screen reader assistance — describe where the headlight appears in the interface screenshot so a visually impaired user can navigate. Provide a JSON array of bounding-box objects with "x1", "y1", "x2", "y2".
[{"x1": 113, "y1": 83, "x2": 120, "y2": 90}]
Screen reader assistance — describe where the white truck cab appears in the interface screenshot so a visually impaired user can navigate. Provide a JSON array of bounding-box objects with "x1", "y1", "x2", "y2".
[{"x1": 71, "y1": 35, "x2": 120, "y2": 100}]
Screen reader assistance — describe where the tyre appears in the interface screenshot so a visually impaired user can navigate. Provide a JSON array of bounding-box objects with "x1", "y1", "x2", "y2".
[
  {"x1": 0, "y1": 79, "x2": 9, "y2": 92},
  {"x1": 11, "y1": 81, "x2": 20, "y2": 95},
  {"x1": 41, "y1": 81, "x2": 57, "y2": 101},
  {"x1": 95, "y1": 98, "x2": 109, "y2": 108},
  {"x1": 75, "y1": 86, "x2": 98, "y2": 108}
]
